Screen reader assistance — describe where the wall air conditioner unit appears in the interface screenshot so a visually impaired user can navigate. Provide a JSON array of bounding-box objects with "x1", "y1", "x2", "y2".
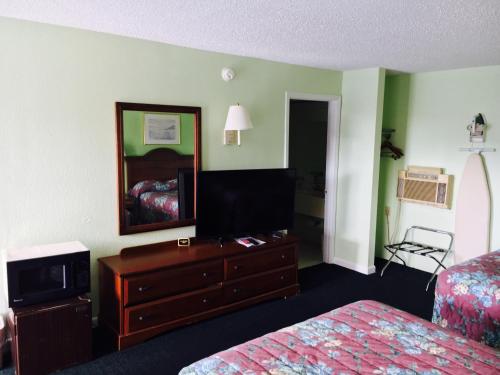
[{"x1": 397, "y1": 166, "x2": 453, "y2": 209}]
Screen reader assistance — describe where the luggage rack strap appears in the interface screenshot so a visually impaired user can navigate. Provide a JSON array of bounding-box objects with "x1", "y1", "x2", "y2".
[{"x1": 385, "y1": 241, "x2": 447, "y2": 254}]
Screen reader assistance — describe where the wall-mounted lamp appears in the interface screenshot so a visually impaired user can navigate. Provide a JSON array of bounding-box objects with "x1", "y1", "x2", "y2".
[{"x1": 223, "y1": 104, "x2": 253, "y2": 146}]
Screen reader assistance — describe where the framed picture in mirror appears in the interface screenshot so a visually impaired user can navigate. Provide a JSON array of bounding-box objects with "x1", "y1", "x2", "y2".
[{"x1": 144, "y1": 113, "x2": 181, "y2": 145}]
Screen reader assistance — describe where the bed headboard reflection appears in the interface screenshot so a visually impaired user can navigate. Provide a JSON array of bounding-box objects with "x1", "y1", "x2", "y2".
[{"x1": 125, "y1": 148, "x2": 194, "y2": 190}]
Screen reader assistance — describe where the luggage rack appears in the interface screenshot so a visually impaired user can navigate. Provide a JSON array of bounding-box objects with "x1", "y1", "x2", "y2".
[{"x1": 380, "y1": 226, "x2": 454, "y2": 291}]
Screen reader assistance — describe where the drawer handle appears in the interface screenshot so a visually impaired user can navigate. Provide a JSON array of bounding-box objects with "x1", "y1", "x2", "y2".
[
  {"x1": 138, "y1": 316, "x2": 144, "y2": 321},
  {"x1": 233, "y1": 288, "x2": 239, "y2": 294},
  {"x1": 138, "y1": 286, "x2": 151, "y2": 292},
  {"x1": 233, "y1": 265, "x2": 240, "y2": 271},
  {"x1": 202, "y1": 298, "x2": 208, "y2": 303},
  {"x1": 281, "y1": 254, "x2": 286, "y2": 260},
  {"x1": 280, "y1": 275, "x2": 285, "y2": 281},
  {"x1": 202, "y1": 272, "x2": 208, "y2": 278}
]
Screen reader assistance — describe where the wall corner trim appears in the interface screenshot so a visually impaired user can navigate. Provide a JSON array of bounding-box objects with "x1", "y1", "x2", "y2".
[{"x1": 333, "y1": 257, "x2": 376, "y2": 275}]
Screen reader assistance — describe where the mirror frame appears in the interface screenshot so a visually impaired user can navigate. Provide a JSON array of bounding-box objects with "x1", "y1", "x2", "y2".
[{"x1": 116, "y1": 102, "x2": 201, "y2": 235}]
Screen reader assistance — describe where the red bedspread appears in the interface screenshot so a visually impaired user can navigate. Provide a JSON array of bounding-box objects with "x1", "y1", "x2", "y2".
[
  {"x1": 138, "y1": 191, "x2": 179, "y2": 221},
  {"x1": 432, "y1": 250, "x2": 499, "y2": 348},
  {"x1": 180, "y1": 300, "x2": 499, "y2": 374}
]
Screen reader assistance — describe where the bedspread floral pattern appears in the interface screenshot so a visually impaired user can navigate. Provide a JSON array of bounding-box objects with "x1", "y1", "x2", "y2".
[
  {"x1": 128, "y1": 179, "x2": 177, "y2": 198},
  {"x1": 180, "y1": 300, "x2": 499, "y2": 375},
  {"x1": 432, "y1": 250, "x2": 500, "y2": 348},
  {"x1": 127, "y1": 179, "x2": 179, "y2": 224},
  {"x1": 138, "y1": 191, "x2": 178, "y2": 222}
]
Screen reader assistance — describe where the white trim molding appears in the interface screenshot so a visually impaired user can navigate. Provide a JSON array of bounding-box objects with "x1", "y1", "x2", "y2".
[
  {"x1": 284, "y1": 91, "x2": 341, "y2": 265},
  {"x1": 333, "y1": 257, "x2": 377, "y2": 275}
]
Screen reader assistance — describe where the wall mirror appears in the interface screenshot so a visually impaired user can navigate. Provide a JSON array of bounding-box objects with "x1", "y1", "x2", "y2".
[{"x1": 116, "y1": 102, "x2": 201, "y2": 235}]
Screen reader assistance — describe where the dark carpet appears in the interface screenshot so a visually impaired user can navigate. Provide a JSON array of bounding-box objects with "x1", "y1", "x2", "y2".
[{"x1": 1, "y1": 258, "x2": 437, "y2": 375}]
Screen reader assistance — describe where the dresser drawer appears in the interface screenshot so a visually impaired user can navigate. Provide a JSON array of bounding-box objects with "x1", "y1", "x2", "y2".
[
  {"x1": 225, "y1": 246, "x2": 295, "y2": 280},
  {"x1": 125, "y1": 286, "x2": 223, "y2": 333},
  {"x1": 124, "y1": 260, "x2": 223, "y2": 306},
  {"x1": 224, "y1": 267, "x2": 297, "y2": 304}
]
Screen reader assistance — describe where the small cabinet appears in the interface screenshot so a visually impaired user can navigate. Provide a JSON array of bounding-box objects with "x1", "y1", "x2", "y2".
[{"x1": 8, "y1": 296, "x2": 92, "y2": 375}]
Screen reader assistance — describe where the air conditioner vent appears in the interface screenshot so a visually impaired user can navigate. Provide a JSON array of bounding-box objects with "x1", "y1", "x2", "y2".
[{"x1": 396, "y1": 166, "x2": 452, "y2": 209}]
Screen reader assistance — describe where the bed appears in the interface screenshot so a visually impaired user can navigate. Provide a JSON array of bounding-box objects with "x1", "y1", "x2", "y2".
[
  {"x1": 432, "y1": 250, "x2": 500, "y2": 348},
  {"x1": 135, "y1": 190, "x2": 179, "y2": 222},
  {"x1": 180, "y1": 300, "x2": 499, "y2": 374},
  {"x1": 125, "y1": 148, "x2": 194, "y2": 225}
]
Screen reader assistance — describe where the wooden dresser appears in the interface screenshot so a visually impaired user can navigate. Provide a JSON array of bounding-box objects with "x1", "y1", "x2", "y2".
[{"x1": 98, "y1": 235, "x2": 299, "y2": 350}]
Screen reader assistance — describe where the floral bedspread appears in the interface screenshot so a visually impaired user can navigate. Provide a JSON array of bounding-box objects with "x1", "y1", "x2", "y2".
[
  {"x1": 138, "y1": 191, "x2": 179, "y2": 223},
  {"x1": 129, "y1": 179, "x2": 178, "y2": 198},
  {"x1": 127, "y1": 179, "x2": 179, "y2": 224},
  {"x1": 432, "y1": 250, "x2": 500, "y2": 348},
  {"x1": 180, "y1": 300, "x2": 499, "y2": 375}
]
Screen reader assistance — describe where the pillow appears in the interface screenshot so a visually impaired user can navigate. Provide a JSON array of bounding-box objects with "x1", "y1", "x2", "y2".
[
  {"x1": 129, "y1": 180, "x2": 157, "y2": 198},
  {"x1": 154, "y1": 179, "x2": 178, "y2": 192},
  {"x1": 129, "y1": 179, "x2": 177, "y2": 198}
]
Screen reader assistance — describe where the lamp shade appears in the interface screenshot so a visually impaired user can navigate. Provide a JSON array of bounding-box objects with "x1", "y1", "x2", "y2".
[{"x1": 224, "y1": 105, "x2": 253, "y2": 131}]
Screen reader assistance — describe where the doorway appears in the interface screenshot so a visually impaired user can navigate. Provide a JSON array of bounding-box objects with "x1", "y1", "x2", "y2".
[{"x1": 285, "y1": 93, "x2": 341, "y2": 269}]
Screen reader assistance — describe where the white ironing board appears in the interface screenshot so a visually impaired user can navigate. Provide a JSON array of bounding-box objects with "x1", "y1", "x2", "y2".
[{"x1": 454, "y1": 153, "x2": 491, "y2": 264}]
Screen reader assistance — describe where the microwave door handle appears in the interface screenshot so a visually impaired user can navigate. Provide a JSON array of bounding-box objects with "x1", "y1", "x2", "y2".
[{"x1": 63, "y1": 264, "x2": 67, "y2": 289}]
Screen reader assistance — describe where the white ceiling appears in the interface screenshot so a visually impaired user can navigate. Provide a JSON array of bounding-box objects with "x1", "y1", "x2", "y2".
[{"x1": 1, "y1": 0, "x2": 500, "y2": 73}]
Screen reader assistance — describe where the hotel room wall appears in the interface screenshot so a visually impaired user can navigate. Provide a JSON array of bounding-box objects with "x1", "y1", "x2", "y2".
[
  {"x1": 376, "y1": 66, "x2": 500, "y2": 273},
  {"x1": 375, "y1": 74, "x2": 410, "y2": 264},
  {"x1": 0, "y1": 17, "x2": 342, "y2": 314}
]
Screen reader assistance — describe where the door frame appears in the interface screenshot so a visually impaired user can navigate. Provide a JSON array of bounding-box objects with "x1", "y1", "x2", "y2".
[{"x1": 284, "y1": 92, "x2": 341, "y2": 264}]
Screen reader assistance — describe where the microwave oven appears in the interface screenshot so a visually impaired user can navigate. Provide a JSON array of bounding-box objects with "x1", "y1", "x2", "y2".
[{"x1": 3, "y1": 241, "x2": 90, "y2": 308}]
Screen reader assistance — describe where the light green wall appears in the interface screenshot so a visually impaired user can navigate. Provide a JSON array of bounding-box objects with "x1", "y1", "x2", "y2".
[
  {"x1": 375, "y1": 74, "x2": 410, "y2": 255},
  {"x1": 376, "y1": 66, "x2": 500, "y2": 272},
  {"x1": 334, "y1": 68, "x2": 386, "y2": 273},
  {"x1": 0, "y1": 17, "x2": 342, "y2": 313},
  {"x1": 123, "y1": 111, "x2": 195, "y2": 156}
]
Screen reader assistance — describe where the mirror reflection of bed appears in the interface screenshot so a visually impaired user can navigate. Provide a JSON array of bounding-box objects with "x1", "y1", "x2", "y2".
[{"x1": 124, "y1": 148, "x2": 194, "y2": 226}]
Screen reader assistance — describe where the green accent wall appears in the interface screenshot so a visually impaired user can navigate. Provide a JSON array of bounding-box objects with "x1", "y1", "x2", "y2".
[
  {"x1": 375, "y1": 74, "x2": 410, "y2": 256},
  {"x1": 123, "y1": 111, "x2": 195, "y2": 156}
]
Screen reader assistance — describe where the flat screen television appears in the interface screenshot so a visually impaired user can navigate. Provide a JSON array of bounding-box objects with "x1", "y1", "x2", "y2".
[{"x1": 196, "y1": 168, "x2": 296, "y2": 239}]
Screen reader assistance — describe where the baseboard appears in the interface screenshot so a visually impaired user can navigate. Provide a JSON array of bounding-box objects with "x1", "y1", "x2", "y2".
[{"x1": 332, "y1": 257, "x2": 376, "y2": 275}]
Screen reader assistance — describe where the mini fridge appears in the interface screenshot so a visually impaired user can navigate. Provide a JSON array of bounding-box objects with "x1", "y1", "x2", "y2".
[{"x1": 8, "y1": 296, "x2": 91, "y2": 375}]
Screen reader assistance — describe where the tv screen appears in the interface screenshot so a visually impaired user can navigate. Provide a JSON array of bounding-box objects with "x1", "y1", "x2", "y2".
[{"x1": 196, "y1": 168, "x2": 296, "y2": 238}]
